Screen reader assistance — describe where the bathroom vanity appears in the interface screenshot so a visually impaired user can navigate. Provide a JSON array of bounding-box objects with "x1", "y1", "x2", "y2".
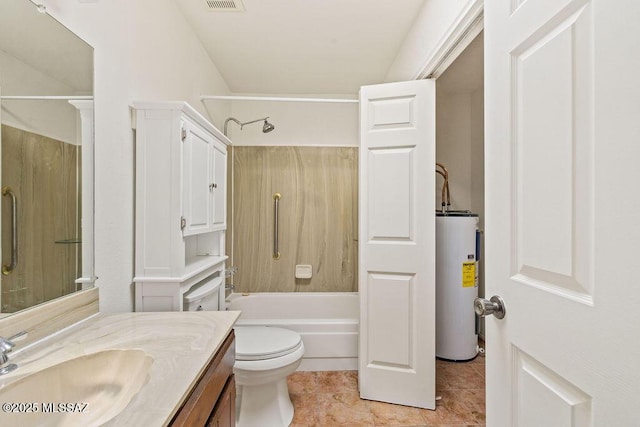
[
  {"x1": 0, "y1": 309, "x2": 240, "y2": 426},
  {"x1": 171, "y1": 329, "x2": 235, "y2": 426},
  {"x1": 131, "y1": 102, "x2": 231, "y2": 313}
]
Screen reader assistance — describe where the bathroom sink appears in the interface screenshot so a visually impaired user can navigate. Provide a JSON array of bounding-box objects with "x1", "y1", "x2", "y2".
[{"x1": 0, "y1": 349, "x2": 153, "y2": 426}]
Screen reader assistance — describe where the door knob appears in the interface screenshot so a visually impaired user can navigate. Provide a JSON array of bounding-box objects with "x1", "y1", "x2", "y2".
[{"x1": 474, "y1": 295, "x2": 506, "y2": 319}]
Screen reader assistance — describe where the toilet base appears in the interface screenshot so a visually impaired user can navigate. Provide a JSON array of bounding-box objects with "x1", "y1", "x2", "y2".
[{"x1": 236, "y1": 378, "x2": 294, "y2": 427}]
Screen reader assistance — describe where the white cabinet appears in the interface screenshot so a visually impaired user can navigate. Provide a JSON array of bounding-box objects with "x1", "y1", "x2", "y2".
[
  {"x1": 212, "y1": 142, "x2": 227, "y2": 229},
  {"x1": 181, "y1": 118, "x2": 227, "y2": 236},
  {"x1": 131, "y1": 102, "x2": 230, "y2": 312},
  {"x1": 181, "y1": 117, "x2": 227, "y2": 235},
  {"x1": 182, "y1": 119, "x2": 214, "y2": 236}
]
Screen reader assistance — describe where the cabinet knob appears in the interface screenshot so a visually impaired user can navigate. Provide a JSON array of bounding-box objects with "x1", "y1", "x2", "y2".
[{"x1": 209, "y1": 183, "x2": 217, "y2": 191}]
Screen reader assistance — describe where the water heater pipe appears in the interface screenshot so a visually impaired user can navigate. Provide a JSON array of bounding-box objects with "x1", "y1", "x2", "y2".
[{"x1": 436, "y1": 162, "x2": 451, "y2": 211}]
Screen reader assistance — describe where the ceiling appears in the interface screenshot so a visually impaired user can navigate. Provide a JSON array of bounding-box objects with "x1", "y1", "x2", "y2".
[{"x1": 175, "y1": 0, "x2": 426, "y2": 95}]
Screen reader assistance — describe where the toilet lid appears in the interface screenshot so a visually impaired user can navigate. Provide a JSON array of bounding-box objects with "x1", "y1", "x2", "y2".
[{"x1": 234, "y1": 326, "x2": 302, "y2": 361}]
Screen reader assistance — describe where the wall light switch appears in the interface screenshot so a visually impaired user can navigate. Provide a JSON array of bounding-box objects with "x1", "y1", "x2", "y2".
[{"x1": 295, "y1": 264, "x2": 312, "y2": 279}]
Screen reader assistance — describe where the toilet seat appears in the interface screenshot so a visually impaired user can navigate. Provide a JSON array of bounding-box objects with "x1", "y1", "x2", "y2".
[{"x1": 234, "y1": 326, "x2": 302, "y2": 361}]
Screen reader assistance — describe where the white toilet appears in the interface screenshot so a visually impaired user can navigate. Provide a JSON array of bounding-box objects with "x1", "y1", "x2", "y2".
[{"x1": 233, "y1": 326, "x2": 305, "y2": 427}]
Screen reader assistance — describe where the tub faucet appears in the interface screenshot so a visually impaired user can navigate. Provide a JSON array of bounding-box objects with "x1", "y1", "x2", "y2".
[
  {"x1": 224, "y1": 267, "x2": 238, "y2": 293},
  {"x1": 0, "y1": 336, "x2": 17, "y2": 375}
]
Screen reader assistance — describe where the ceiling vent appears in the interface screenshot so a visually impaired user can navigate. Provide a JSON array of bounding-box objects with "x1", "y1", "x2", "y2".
[{"x1": 205, "y1": 0, "x2": 245, "y2": 12}]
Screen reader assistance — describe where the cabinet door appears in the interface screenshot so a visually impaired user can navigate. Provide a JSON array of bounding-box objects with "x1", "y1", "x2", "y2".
[
  {"x1": 182, "y1": 119, "x2": 214, "y2": 236},
  {"x1": 212, "y1": 141, "x2": 227, "y2": 230},
  {"x1": 170, "y1": 332, "x2": 235, "y2": 426},
  {"x1": 207, "y1": 375, "x2": 235, "y2": 427}
]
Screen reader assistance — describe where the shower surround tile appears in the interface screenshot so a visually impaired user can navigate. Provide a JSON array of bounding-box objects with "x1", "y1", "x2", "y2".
[
  {"x1": 232, "y1": 146, "x2": 358, "y2": 293},
  {"x1": 287, "y1": 355, "x2": 486, "y2": 426}
]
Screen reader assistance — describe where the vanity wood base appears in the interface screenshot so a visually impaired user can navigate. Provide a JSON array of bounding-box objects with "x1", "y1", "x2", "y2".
[
  {"x1": 207, "y1": 375, "x2": 235, "y2": 427},
  {"x1": 170, "y1": 330, "x2": 235, "y2": 427}
]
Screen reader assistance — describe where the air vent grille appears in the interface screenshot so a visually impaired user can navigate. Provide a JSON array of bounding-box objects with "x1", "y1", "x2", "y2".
[{"x1": 205, "y1": 0, "x2": 245, "y2": 12}]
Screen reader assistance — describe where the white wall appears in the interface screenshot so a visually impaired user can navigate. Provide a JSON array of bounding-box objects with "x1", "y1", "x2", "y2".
[
  {"x1": 385, "y1": 0, "x2": 480, "y2": 82},
  {"x1": 434, "y1": 87, "x2": 484, "y2": 214},
  {"x1": 225, "y1": 96, "x2": 358, "y2": 147},
  {"x1": 436, "y1": 91, "x2": 472, "y2": 211},
  {"x1": 435, "y1": 31, "x2": 483, "y2": 211},
  {"x1": 0, "y1": 51, "x2": 78, "y2": 144},
  {"x1": 42, "y1": 0, "x2": 231, "y2": 312}
]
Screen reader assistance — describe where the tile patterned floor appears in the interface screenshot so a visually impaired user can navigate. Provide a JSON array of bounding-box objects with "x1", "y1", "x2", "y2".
[{"x1": 287, "y1": 354, "x2": 485, "y2": 427}]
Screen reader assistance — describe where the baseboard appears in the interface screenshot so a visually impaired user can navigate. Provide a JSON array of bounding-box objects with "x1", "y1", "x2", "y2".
[{"x1": 297, "y1": 357, "x2": 358, "y2": 372}]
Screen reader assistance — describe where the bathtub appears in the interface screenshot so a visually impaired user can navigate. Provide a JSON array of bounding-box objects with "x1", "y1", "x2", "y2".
[{"x1": 226, "y1": 292, "x2": 359, "y2": 371}]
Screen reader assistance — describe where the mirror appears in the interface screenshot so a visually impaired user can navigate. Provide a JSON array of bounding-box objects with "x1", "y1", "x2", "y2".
[{"x1": 0, "y1": 1, "x2": 94, "y2": 314}]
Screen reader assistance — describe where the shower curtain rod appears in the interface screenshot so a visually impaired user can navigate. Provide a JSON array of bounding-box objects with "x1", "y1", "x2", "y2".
[
  {"x1": 0, "y1": 96, "x2": 94, "y2": 100},
  {"x1": 201, "y1": 95, "x2": 359, "y2": 104}
]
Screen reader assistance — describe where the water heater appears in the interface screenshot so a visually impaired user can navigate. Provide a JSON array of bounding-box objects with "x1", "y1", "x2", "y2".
[{"x1": 436, "y1": 212, "x2": 479, "y2": 361}]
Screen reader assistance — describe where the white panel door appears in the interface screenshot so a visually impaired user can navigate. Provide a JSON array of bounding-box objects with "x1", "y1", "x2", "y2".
[
  {"x1": 182, "y1": 119, "x2": 213, "y2": 236},
  {"x1": 359, "y1": 79, "x2": 436, "y2": 408},
  {"x1": 485, "y1": 0, "x2": 640, "y2": 425}
]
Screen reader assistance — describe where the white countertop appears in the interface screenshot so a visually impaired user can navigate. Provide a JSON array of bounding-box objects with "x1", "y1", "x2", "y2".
[{"x1": 0, "y1": 311, "x2": 240, "y2": 426}]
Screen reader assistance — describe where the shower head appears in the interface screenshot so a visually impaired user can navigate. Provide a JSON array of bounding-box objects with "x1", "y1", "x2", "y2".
[
  {"x1": 262, "y1": 119, "x2": 275, "y2": 133},
  {"x1": 224, "y1": 116, "x2": 275, "y2": 136}
]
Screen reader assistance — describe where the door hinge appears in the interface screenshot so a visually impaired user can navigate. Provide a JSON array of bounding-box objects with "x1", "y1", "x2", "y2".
[
  {"x1": 180, "y1": 216, "x2": 186, "y2": 230},
  {"x1": 181, "y1": 127, "x2": 187, "y2": 141}
]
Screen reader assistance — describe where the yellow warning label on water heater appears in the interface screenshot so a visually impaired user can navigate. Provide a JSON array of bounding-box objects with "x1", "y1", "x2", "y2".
[{"x1": 462, "y1": 262, "x2": 476, "y2": 288}]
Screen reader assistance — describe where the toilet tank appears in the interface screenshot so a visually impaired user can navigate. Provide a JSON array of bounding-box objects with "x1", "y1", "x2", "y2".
[{"x1": 183, "y1": 273, "x2": 223, "y2": 311}]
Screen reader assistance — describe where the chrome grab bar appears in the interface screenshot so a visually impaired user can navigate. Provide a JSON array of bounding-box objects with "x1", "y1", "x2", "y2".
[
  {"x1": 273, "y1": 193, "x2": 281, "y2": 260},
  {"x1": 2, "y1": 187, "x2": 17, "y2": 276}
]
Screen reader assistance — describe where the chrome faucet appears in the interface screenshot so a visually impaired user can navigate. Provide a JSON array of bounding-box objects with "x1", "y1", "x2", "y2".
[{"x1": 0, "y1": 336, "x2": 17, "y2": 375}]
